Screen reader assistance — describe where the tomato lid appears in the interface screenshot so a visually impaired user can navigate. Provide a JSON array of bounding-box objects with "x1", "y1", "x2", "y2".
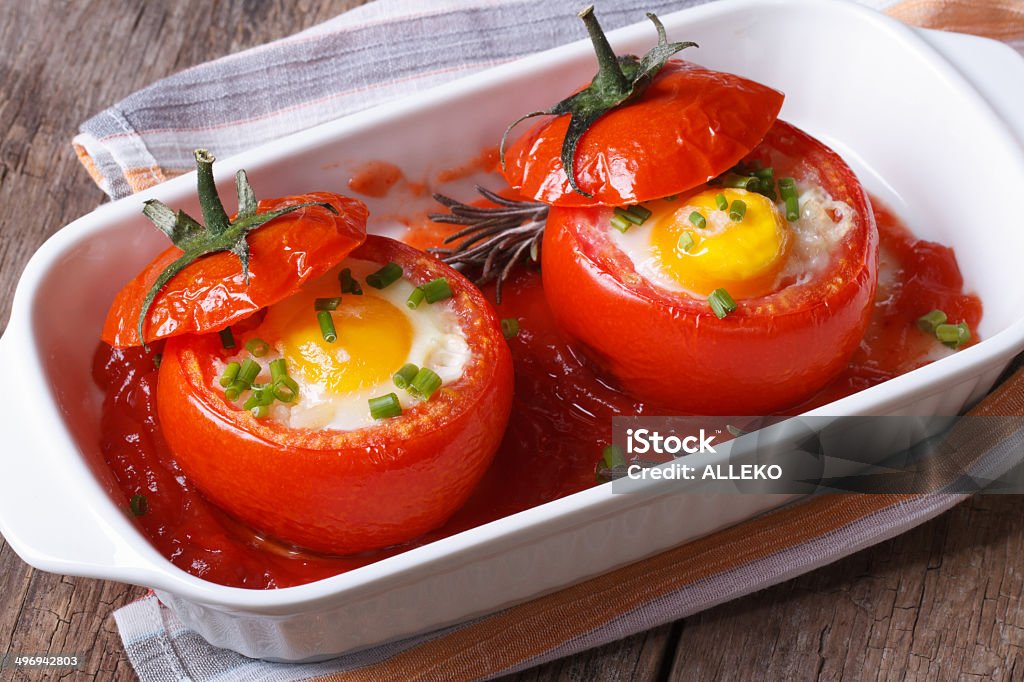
[
  {"x1": 102, "y1": 153, "x2": 368, "y2": 348},
  {"x1": 502, "y1": 60, "x2": 784, "y2": 207},
  {"x1": 498, "y1": 10, "x2": 783, "y2": 207}
]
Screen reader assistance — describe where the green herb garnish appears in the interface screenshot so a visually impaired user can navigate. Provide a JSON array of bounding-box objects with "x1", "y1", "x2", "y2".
[{"x1": 708, "y1": 288, "x2": 738, "y2": 319}]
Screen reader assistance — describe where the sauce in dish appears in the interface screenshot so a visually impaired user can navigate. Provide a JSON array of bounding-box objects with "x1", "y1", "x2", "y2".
[{"x1": 94, "y1": 197, "x2": 980, "y2": 588}]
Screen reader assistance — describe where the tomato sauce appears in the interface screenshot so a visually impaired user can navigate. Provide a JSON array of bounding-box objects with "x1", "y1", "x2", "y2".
[
  {"x1": 347, "y1": 160, "x2": 404, "y2": 198},
  {"x1": 93, "y1": 198, "x2": 981, "y2": 589}
]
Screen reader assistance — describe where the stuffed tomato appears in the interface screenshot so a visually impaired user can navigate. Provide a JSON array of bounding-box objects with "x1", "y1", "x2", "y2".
[
  {"x1": 157, "y1": 235, "x2": 513, "y2": 554},
  {"x1": 491, "y1": 9, "x2": 877, "y2": 414},
  {"x1": 540, "y1": 120, "x2": 877, "y2": 414},
  {"x1": 103, "y1": 151, "x2": 513, "y2": 556}
]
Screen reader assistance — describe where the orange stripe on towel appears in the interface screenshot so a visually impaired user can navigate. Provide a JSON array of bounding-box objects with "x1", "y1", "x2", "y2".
[
  {"x1": 73, "y1": 145, "x2": 106, "y2": 189},
  {"x1": 887, "y1": 0, "x2": 1024, "y2": 42},
  {"x1": 124, "y1": 165, "x2": 168, "y2": 194}
]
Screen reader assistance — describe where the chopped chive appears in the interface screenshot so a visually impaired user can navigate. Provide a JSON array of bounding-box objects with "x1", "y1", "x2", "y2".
[
  {"x1": 243, "y1": 387, "x2": 274, "y2": 411},
  {"x1": 315, "y1": 297, "x2": 342, "y2": 311},
  {"x1": 237, "y1": 357, "x2": 261, "y2": 387},
  {"x1": 129, "y1": 494, "x2": 148, "y2": 517},
  {"x1": 936, "y1": 322, "x2": 971, "y2": 349},
  {"x1": 708, "y1": 288, "x2": 738, "y2": 319},
  {"x1": 153, "y1": 353, "x2": 162, "y2": 369},
  {"x1": 393, "y1": 363, "x2": 420, "y2": 390},
  {"x1": 317, "y1": 310, "x2": 337, "y2": 343},
  {"x1": 257, "y1": 385, "x2": 276, "y2": 405},
  {"x1": 366, "y1": 263, "x2": 403, "y2": 290},
  {"x1": 715, "y1": 193, "x2": 729, "y2": 211},
  {"x1": 501, "y1": 317, "x2": 520, "y2": 339},
  {"x1": 245, "y1": 337, "x2": 270, "y2": 357},
  {"x1": 785, "y1": 195, "x2": 800, "y2": 222},
  {"x1": 409, "y1": 367, "x2": 443, "y2": 400},
  {"x1": 422, "y1": 278, "x2": 453, "y2": 304},
  {"x1": 778, "y1": 177, "x2": 797, "y2": 195},
  {"x1": 678, "y1": 232, "x2": 695, "y2": 252},
  {"x1": 602, "y1": 444, "x2": 626, "y2": 469},
  {"x1": 225, "y1": 381, "x2": 246, "y2": 401},
  {"x1": 219, "y1": 327, "x2": 236, "y2": 350},
  {"x1": 610, "y1": 214, "x2": 632, "y2": 233},
  {"x1": 338, "y1": 268, "x2": 362, "y2": 295},
  {"x1": 269, "y1": 358, "x2": 300, "y2": 401},
  {"x1": 269, "y1": 358, "x2": 287, "y2": 384},
  {"x1": 688, "y1": 211, "x2": 706, "y2": 229},
  {"x1": 722, "y1": 174, "x2": 759, "y2": 190},
  {"x1": 754, "y1": 167, "x2": 775, "y2": 182},
  {"x1": 614, "y1": 206, "x2": 646, "y2": 226},
  {"x1": 219, "y1": 361, "x2": 241, "y2": 387},
  {"x1": 917, "y1": 309, "x2": 948, "y2": 334},
  {"x1": 273, "y1": 377, "x2": 299, "y2": 403},
  {"x1": 250, "y1": 404, "x2": 270, "y2": 419},
  {"x1": 407, "y1": 286, "x2": 426, "y2": 309},
  {"x1": 629, "y1": 204, "x2": 652, "y2": 221},
  {"x1": 369, "y1": 393, "x2": 402, "y2": 420},
  {"x1": 729, "y1": 200, "x2": 747, "y2": 222}
]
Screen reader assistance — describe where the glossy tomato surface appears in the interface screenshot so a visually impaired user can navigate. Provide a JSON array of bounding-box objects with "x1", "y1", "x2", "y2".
[
  {"x1": 156, "y1": 235, "x2": 514, "y2": 555},
  {"x1": 502, "y1": 60, "x2": 784, "y2": 207},
  {"x1": 541, "y1": 120, "x2": 878, "y2": 414},
  {"x1": 103, "y1": 192, "x2": 367, "y2": 347}
]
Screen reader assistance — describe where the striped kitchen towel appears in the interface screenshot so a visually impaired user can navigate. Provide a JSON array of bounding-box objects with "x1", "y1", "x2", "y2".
[{"x1": 78, "y1": 0, "x2": 1024, "y2": 680}]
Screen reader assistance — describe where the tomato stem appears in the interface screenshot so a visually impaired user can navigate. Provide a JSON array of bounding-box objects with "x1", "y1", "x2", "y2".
[
  {"x1": 578, "y1": 5, "x2": 629, "y2": 96},
  {"x1": 195, "y1": 149, "x2": 231, "y2": 235}
]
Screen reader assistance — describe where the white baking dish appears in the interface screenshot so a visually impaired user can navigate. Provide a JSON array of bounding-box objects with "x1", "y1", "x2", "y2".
[{"x1": 2, "y1": 0, "x2": 1024, "y2": 661}]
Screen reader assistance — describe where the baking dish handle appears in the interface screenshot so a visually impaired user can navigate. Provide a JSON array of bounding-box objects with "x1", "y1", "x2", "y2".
[{"x1": 0, "y1": 331, "x2": 163, "y2": 586}]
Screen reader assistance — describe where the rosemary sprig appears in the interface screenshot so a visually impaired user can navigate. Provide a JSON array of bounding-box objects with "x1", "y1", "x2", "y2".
[{"x1": 428, "y1": 186, "x2": 549, "y2": 303}]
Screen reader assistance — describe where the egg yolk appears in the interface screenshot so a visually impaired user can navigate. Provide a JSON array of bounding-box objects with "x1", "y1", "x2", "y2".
[
  {"x1": 258, "y1": 286, "x2": 413, "y2": 394},
  {"x1": 649, "y1": 188, "x2": 790, "y2": 299}
]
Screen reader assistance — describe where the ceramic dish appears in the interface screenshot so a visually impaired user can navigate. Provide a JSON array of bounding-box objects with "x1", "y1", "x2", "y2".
[{"x1": 3, "y1": 0, "x2": 1024, "y2": 661}]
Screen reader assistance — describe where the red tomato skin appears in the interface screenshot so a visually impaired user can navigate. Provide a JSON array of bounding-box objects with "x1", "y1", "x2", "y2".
[
  {"x1": 156, "y1": 236, "x2": 514, "y2": 555},
  {"x1": 502, "y1": 61, "x2": 784, "y2": 207},
  {"x1": 102, "y1": 192, "x2": 368, "y2": 347},
  {"x1": 540, "y1": 121, "x2": 878, "y2": 414}
]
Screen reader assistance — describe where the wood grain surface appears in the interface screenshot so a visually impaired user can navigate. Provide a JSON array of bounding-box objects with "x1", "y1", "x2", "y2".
[{"x1": 1, "y1": 2, "x2": 1022, "y2": 681}]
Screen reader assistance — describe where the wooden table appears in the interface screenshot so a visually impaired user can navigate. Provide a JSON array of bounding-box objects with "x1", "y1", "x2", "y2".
[{"x1": 2, "y1": 2, "x2": 1022, "y2": 679}]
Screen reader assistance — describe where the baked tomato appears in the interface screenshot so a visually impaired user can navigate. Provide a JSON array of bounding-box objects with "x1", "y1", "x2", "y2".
[
  {"x1": 541, "y1": 120, "x2": 878, "y2": 414},
  {"x1": 156, "y1": 235, "x2": 514, "y2": 555},
  {"x1": 103, "y1": 192, "x2": 367, "y2": 347}
]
